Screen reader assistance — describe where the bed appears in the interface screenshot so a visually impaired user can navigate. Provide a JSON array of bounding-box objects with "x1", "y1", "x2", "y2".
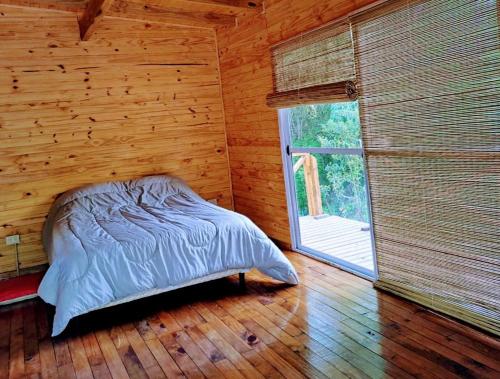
[{"x1": 38, "y1": 175, "x2": 299, "y2": 336}]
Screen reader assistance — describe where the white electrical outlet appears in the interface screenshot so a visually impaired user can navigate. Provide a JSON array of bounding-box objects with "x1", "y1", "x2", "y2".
[{"x1": 5, "y1": 234, "x2": 20, "y2": 245}]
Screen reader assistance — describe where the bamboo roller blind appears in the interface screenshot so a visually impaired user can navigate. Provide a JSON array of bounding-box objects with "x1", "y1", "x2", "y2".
[
  {"x1": 351, "y1": 0, "x2": 500, "y2": 335},
  {"x1": 267, "y1": 22, "x2": 358, "y2": 107}
]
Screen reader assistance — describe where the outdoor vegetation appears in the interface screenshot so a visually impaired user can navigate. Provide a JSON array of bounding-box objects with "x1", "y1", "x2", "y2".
[{"x1": 290, "y1": 102, "x2": 369, "y2": 222}]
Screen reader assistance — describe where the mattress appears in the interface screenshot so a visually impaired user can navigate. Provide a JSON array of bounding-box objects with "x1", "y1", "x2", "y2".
[{"x1": 38, "y1": 175, "x2": 298, "y2": 336}]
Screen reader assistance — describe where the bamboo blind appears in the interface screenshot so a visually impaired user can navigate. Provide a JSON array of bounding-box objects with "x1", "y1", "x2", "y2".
[
  {"x1": 352, "y1": 0, "x2": 500, "y2": 335},
  {"x1": 267, "y1": 22, "x2": 357, "y2": 107}
]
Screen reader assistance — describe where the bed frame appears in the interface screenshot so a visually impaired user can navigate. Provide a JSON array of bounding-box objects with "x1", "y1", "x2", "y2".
[{"x1": 89, "y1": 269, "x2": 249, "y2": 312}]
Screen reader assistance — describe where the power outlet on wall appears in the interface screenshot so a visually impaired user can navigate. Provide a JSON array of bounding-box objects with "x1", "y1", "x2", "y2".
[{"x1": 5, "y1": 234, "x2": 20, "y2": 246}]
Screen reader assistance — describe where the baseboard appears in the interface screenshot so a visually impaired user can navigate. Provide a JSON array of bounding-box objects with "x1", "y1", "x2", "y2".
[{"x1": 0, "y1": 264, "x2": 48, "y2": 280}]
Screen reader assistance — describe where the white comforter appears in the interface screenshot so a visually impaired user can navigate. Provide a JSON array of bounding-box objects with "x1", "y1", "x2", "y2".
[{"x1": 38, "y1": 175, "x2": 298, "y2": 336}]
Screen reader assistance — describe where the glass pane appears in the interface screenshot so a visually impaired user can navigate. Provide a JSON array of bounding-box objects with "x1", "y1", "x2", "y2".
[
  {"x1": 293, "y1": 152, "x2": 373, "y2": 272},
  {"x1": 292, "y1": 153, "x2": 368, "y2": 221},
  {"x1": 289, "y1": 102, "x2": 362, "y2": 148}
]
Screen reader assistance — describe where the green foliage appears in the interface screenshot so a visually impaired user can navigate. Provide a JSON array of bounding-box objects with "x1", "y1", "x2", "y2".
[{"x1": 289, "y1": 102, "x2": 368, "y2": 222}]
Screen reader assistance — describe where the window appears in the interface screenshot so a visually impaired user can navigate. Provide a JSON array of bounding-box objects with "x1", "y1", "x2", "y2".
[
  {"x1": 352, "y1": 0, "x2": 500, "y2": 335},
  {"x1": 270, "y1": 0, "x2": 500, "y2": 335},
  {"x1": 279, "y1": 100, "x2": 376, "y2": 276}
]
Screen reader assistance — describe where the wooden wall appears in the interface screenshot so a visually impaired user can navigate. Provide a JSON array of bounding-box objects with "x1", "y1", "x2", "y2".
[
  {"x1": 0, "y1": 5, "x2": 232, "y2": 274},
  {"x1": 216, "y1": 0, "x2": 378, "y2": 245}
]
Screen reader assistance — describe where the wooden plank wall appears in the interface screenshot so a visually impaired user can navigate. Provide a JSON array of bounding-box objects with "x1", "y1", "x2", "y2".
[
  {"x1": 0, "y1": 5, "x2": 232, "y2": 274},
  {"x1": 216, "y1": 0, "x2": 378, "y2": 245}
]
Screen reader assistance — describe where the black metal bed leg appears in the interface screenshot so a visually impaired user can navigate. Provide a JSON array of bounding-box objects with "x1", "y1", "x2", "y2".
[{"x1": 239, "y1": 273, "x2": 246, "y2": 289}]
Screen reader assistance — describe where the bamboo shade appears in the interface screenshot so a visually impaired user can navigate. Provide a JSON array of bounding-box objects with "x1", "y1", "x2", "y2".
[
  {"x1": 267, "y1": 22, "x2": 357, "y2": 107},
  {"x1": 351, "y1": 0, "x2": 500, "y2": 335}
]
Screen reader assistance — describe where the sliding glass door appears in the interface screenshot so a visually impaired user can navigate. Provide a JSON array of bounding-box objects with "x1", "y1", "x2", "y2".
[{"x1": 279, "y1": 102, "x2": 376, "y2": 279}]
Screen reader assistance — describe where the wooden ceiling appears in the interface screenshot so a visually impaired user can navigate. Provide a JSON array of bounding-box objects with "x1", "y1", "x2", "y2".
[{"x1": 0, "y1": 0, "x2": 263, "y2": 39}]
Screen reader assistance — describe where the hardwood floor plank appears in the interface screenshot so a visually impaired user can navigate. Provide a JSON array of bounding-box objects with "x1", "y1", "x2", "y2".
[
  {"x1": 206, "y1": 305, "x2": 305, "y2": 379},
  {"x1": 173, "y1": 329, "x2": 223, "y2": 378},
  {"x1": 210, "y1": 357, "x2": 247, "y2": 379},
  {"x1": 108, "y1": 325, "x2": 148, "y2": 379},
  {"x1": 36, "y1": 304, "x2": 59, "y2": 379},
  {"x1": 197, "y1": 322, "x2": 264, "y2": 379},
  {"x1": 214, "y1": 297, "x2": 331, "y2": 379},
  {"x1": 246, "y1": 270, "x2": 448, "y2": 379},
  {"x1": 264, "y1": 294, "x2": 414, "y2": 379},
  {"x1": 121, "y1": 323, "x2": 166, "y2": 379},
  {"x1": 230, "y1": 299, "x2": 358, "y2": 379},
  {"x1": 80, "y1": 333, "x2": 113, "y2": 379},
  {"x1": 134, "y1": 317, "x2": 185, "y2": 378},
  {"x1": 298, "y1": 256, "x2": 500, "y2": 365},
  {"x1": 0, "y1": 310, "x2": 12, "y2": 379},
  {"x1": 226, "y1": 280, "x2": 376, "y2": 377},
  {"x1": 289, "y1": 256, "x2": 499, "y2": 378},
  {"x1": 157, "y1": 311, "x2": 183, "y2": 333},
  {"x1": 67, "y1": 336, "x2": 93, "y2": 379},
  {"x1": 241, "y1": 349, "x2": 285, "y2": 379},
  {"x1": 53, "y1": 337, "x2": 77, "y2": 379},
  {"x1": 2, "y1": 251, "x2": 499, "y2": 379},
  {"x1": 153, "y1": 319, "x2": 205, "y2": 379},
  {"x1": 184, "y1": 324, "x2": 245, "y2": 379},
  {"x1": 192, "y1": 302, "x2": 255, "y2": 354},
  {"x1": 195, "y1": 302, "x2": 287, "y2": 379},
  {"x1": 246, "y1": 281, "x2": 412, "y2": 379},
  {"x1": 144, "y1": 338, "x2": 185, "y2": 378},
  {"x1": 23, "y1": 304, "x2": 41, "y2": 379},
  {"x1": 94, "y1": 329, "x2": 130, "y2": 379},
  {"x1": 279, "y1": 277, "x2": 447, "y2": 378},
  {"x1": 9, "y1": 308, "x2": 24, "y2": 379},
  {"x1": 183, "y1": 324, "x2": 226, "y2": 365}
]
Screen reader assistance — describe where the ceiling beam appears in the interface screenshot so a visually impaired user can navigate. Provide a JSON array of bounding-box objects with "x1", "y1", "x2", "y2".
[
  {"x1": 78, "y1": 0, "x2": 114, "y2": 40},
  {"x1": 0, "y1": 0, "x2": 85, "y2": 13},
  {"x1": 107, "y1": 0, "x2": 236, "y2": 28},
  {"x1": 0, "y1": 0, "x2": 242, "y2": 35},
  {"x1": 176, "y1": 0, "x2": 263, "y2": 11}
]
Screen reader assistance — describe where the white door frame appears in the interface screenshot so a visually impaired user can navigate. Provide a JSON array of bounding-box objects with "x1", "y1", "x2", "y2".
[{"x1": 278, "y1": 108, "x2": 379, "y2": 281}]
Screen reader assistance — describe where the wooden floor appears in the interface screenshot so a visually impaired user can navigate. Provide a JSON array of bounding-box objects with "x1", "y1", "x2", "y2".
[
  {"x1": 1, "y1": 252, "x2": 500, "y2": 379},
  {"x1": 300, "y1": 216, "x2": 374, "y2": 272}
]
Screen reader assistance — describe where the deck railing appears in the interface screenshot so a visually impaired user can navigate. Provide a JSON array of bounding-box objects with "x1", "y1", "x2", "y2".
[{"x1": 293, "y1": 153, "x2": 323, "y2": 216}]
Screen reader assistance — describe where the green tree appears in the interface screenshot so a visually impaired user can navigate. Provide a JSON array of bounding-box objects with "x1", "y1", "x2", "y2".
[{"x1": 289, "y1": 102, "x2": 368, "y2": 222}]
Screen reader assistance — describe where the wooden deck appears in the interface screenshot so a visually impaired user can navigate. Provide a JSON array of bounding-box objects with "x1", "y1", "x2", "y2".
[
  {"x1": 299, "y1": 215, "x2": 374, "y2": 272},
  {"x1": 1, "y1": 251, "x2": 500, "y2": 379}
]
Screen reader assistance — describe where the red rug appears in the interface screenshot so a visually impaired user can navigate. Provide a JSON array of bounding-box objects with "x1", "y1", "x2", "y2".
[{"x1": 0, "y1": 272, "x2": 44, "y2": 304}]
